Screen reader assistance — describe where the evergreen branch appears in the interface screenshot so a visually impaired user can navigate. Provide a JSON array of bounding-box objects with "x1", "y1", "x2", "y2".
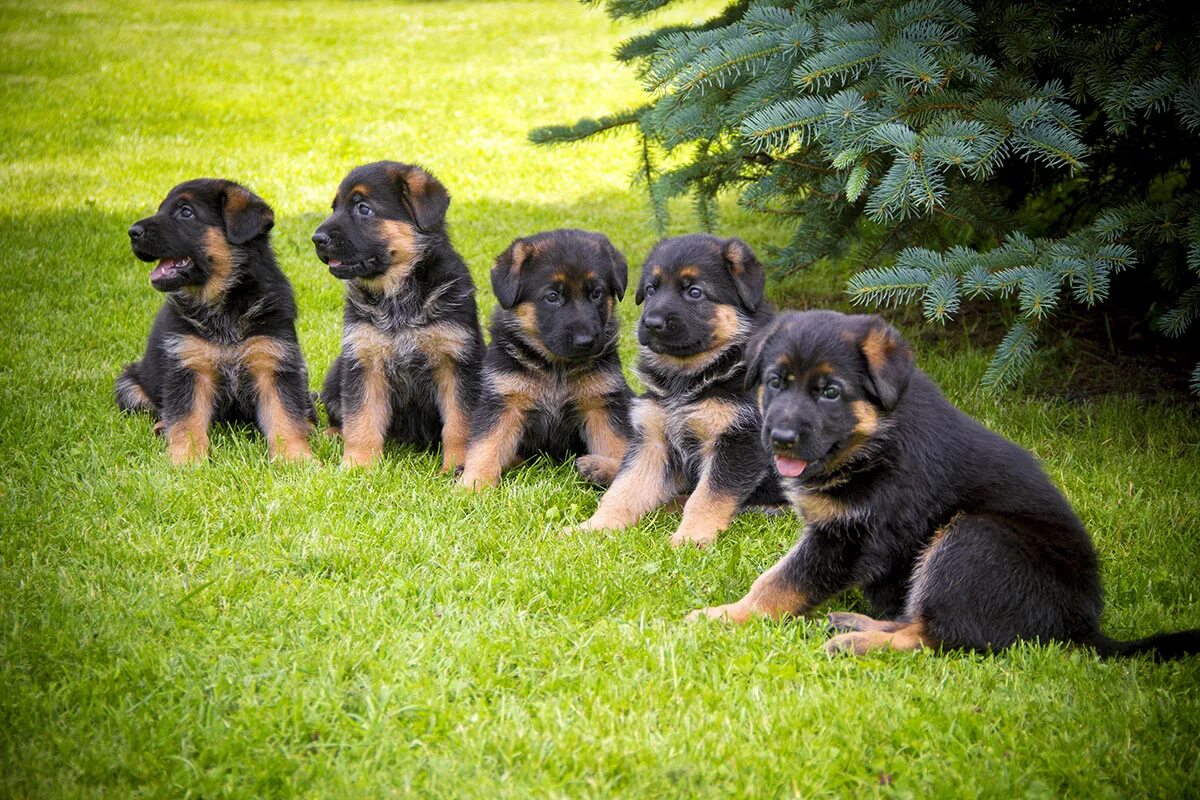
[{"x1": 529, "y1": 106, "x2": 647, "y2": 144}]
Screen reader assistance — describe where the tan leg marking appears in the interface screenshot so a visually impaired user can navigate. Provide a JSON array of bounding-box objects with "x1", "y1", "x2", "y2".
[
  {"x1": 167, "y1": 336, "x2": 220, "y2": 465},
  {"x1": 458, "y1": 371, "x2": 538, "y2": 490},
  {"x1": 413, "y1": 323, "x2": 474, "y2": 474},
  {"x1": 341, "y1": 325, "x2": 395, "y2": 467},
  {"x1": 569, "y1": 369, "x2": 630, "y2": 465},
  {"x1": 686, "y1": 544, "x2": 809, "y2": 623},
  {"x1": 242, "y1": 336, "x2": 313, "y2": 463},
  {"x1": 826, "y1": 612, "x2": 906, "y2": 633},
  {"x1": 825, "y1": 620, "x2": 932, "y2": 656},
  {"x1": 572, "y1": 399, "x2": 676, "y2": 532},
  {"x1": 669, "y1": 473, "x2": 739, "y2": 548}
]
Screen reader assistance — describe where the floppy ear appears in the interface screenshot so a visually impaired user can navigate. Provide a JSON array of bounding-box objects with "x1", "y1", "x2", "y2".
[
  {"x1": 594, "y1": 234, "x2": 628, "y2": 300},
  {"x1": 722, "y1": 237, "x2": 765, "y2": 312},
  {"x1": 389, "y1": 164, "x2": 450, "y2": 232},
  {"x1": 742, "y1": 317, "x2": 780, "y2": 390},
  {"x1": 220, "y1": 184, "x2": 274, "y2": 245},
  {"x1": 491, "y1": 238, "x2": 531, "y2": 309},
  {"x1": 857, "y1": 316, "x2": 914, "y2": 410}
]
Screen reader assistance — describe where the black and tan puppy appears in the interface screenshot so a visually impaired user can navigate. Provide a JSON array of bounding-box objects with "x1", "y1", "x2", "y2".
[
  {"x1": 690, "y1": 310, "x2": 1200, "y2": 660},
  {"x1": 313, "y1": 161, "x2": 484, "y2": 469},
  {"x1": 570, "y1": 234, "x2": 781, "y2": 547},
  {"x1": 459, "y1": 230, "x2": 633, "y2": 489},
  {"x1": 116, "y1": 179, "x2": 315, "y2": 465}
]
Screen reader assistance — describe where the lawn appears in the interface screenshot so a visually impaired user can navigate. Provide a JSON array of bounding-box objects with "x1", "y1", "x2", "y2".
[{"x1": 1, "y1": 1, "x2": 1199, "y2": 797}]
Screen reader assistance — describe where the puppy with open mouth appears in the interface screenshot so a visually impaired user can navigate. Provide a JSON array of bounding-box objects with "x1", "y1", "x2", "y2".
[
  {"x1": 313, "y1": 161, "x2": 484, "y2": 469},
  {"x1": 689, "y1": 310, "x2": 1200, "y2": 660},
  {"x1": 459, "y1": 229, "x2": 633, "y2": 490},
  {"x1": 116, "y1": 179, "x2": 316, "y2": 465},
  {"x1": 568, "y1": 234, "x2": 783, "y2": 547}
]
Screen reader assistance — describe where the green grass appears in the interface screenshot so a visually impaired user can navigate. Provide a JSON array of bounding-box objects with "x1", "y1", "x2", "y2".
[{"x1": 2, "y1": 1, "x2": 1199, "y2": 797}]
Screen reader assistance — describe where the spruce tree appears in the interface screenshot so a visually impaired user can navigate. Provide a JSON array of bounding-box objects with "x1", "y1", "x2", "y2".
[{"x1": 532, "y1": 0, "x2": 1200, "y2": 391}]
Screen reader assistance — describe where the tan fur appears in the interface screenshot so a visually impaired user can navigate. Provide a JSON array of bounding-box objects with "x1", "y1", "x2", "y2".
[
  {"x1": 341, "y1": 336, "x2": 391, "y2": 468},
  {"x1": 669, "y1": 475, "x2": 739, "y2": 548},
  {"x1": 686, "y1": 549, "x2": 809, "y2": 622},
  {"x1": 512, "y1": 303, "x2": 559, "y2": 362},
  {"x1": 646, "y1": 305, "x2": 744, "y2": 374},
  {"x1": 686, "y1": 398, "x2": 744, "y2": 448},
  {"x1": 431, "y1": 362, "x2": 469, "y2": 473},
  {"x1": 572, "y1": 399, "x2": 676, "y2": 532},
  {"x1": 826, "y1": 612, "x2": 907, "y2": 633},
  {"x1": 825, "y1": 620, "x2": 931, "y2": 656},
  {"x1": 567, "y1": 369, "x2": 625, "y2": 412},
  {"x1": 166, "y1": 335, "x2": 220, "y2": 465},
  {"x1": 356, "y1": 219, "x2": 419, "y2": 295},
  {"x1": 458, "y1": 369, "x2": 540, "y2": 489},
  {"x1": 195, "y1": 228, "x2": 234, "y2": 303},
  {"x1": 568, "y1": 370, "x2": 629, "y2": 463},
  {"x1": 791, "y1": 491, "x2": 847, "y2": 525},
  {"x1": 242, "y1": 336, "x2": 312, "y2": 463},
  {"x1": 458, "y1": 406, "x2": 527, "y2": 490},
  {"x1": 860, "y1": 326, "x2": 897, "y2": 374}
]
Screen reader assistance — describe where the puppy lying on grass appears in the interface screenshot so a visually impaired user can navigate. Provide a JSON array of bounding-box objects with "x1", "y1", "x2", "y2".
[
  {"x1": 117, "y1": 179, "x2": 315, "y2": 465},
  {"x1": 691, "y1": 310, "x2": 1200, "y2": 660}
]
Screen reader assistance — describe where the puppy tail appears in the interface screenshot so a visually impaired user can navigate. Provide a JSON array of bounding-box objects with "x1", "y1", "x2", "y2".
[
  {"x1": 114, "y1": 363, "x2": 154, "y2": 413},
  {"x1": 1090, "y1": 629, "x2": 1200, "y2": 661}
]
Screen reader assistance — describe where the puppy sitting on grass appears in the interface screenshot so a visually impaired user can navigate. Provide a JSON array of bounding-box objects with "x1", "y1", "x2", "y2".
[
  {"x1": 459, "y1": 229, "x2": 632, "y2": 490},
  {"x1": 313, "y1": 161, "x2": 484, "y2": 470},
  {"x1": 117, "y1": 179, "x2": 315, "y2": 465},
  {"x1": 569, "y1": 234, "x2": 782, "y2": 547},
  {"x1": 690, "y1": 310, "x2": 1200, "y2": 660}
]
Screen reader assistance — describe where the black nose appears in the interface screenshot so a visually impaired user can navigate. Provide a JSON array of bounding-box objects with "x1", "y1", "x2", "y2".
[
  {"x1": 770, "y1": 428, "x2": 799, "y2": 448},
  {"x1": 642, "y1": 313, "x2": 667, "y2": 332},
  {"x1": 128, "y1": 224, "x2": 144, "y2": 241},
  {"x1": 312, "y1": 231, "x2": 330, "y2": 247},
  {"x1": 572, "y1": 332, "x2": 596, "y2": 349}
]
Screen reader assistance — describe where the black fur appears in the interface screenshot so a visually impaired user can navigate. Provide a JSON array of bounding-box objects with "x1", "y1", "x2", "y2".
[
  {"x1": 116, "y1": 179, "x2": 315, "y2": 461},
  {"x1": 740, "y1": 309, "x2": 1200, "y2": 659},
  {"x1": 313, "y1": 161, "x2": 483, "y2": 467}
]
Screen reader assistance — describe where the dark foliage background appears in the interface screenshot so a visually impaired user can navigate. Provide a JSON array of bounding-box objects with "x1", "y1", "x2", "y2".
[{"x1": 532, "y1": 0, "x2": 1200, "y2": 392}]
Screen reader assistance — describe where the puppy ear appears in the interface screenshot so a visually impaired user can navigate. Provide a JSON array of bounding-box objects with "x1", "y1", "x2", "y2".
[
  {"x1": 388, "y1": 164, "x2": 450, "y2": 232},
  {"x1": 722, "y1": 237, "x2": 765, "y2": 312},
  {"x1": 857, "y1": 316, "x2": 914, "y2": 410},
  {"x1": 220, "y1": 184, "x2": 274, "y2": 245},
  {"x1": 492, "y1": 238, "x2": 530, "y2": 309},
  {"x1": 593, "y1": 234, "x2": 628, "y2": 300},
  {"x1": 743, "y1": 317, "x2": 780, "y2": 390}
]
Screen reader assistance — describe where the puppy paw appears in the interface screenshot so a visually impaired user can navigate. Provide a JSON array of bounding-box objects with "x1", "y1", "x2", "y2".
[
  {"x1": 685, "y1": 603, "x2": 751, "y2": 624},
  {"x1": 575, "y1": 455, "x2": 619, "y2": 487},
  {"x1": 457, "y1": 471, "x2": 497, "y2": 491},
  {"x1": 323, "y1": 426, "x2": 342, "y2": 439},
  {"x1": 827, "y1": 612, "x2": 870, "y2": 633},
  {"x1": 823, "y1": 632, "x2": 867, "y2": 656},
  {"x1": 669, "y1": 528, "x2": 719, "y2": 549}
]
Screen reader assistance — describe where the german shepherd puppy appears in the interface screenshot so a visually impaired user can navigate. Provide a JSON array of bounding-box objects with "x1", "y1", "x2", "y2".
[
  {"x1": 459, "y1": 229, "x2": 632, "y2": 489},
  {"x1": 313, "y1": 162, "x2": 484, "y2": 469},
  {"x1": 690, "y1": 310, "x2": 1200, "y2": 660},
  {"x1": 117, "y1": 179, "x2": 315, "y2": 465},
  {"x1": 571, "y1": 234, "x2": 782, "y2": 547}
]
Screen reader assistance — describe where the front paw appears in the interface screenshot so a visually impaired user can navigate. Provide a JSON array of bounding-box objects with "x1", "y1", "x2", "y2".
[
  {"x1": 457, "y1": 470, "x2": 497, "y2": 491},
  {"x1": 684, "y1": 602, "x2": 752, "y2": 624},
  {"x1": 669, "y1": 528, "x2": 719, "y2": 549},
  {"x1": 576, "y1": 454, "x2": 619, "y2": 486}
]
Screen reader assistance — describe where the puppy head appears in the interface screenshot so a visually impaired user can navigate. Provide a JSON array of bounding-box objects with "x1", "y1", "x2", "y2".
[
  {"x1": 492, "y1": 229, "x2": 627, "y2": 360},
  {"x1": 634, "y1": 234, "x2": 765, "y2": 369},
  {"x1": 746, "y1": 310, "x2": 914, "y2": 483},
  {"x1": 312, "y1": 161, "x2": 449, "y2": 287},
  {"x1": 127, "y1": 179, "x2": 274, "y2": 293}
]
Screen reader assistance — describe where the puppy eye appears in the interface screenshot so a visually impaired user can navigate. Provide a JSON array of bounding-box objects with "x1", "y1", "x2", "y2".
[
  {"x1": 544, "y1": 290, "x2": 561, "y2": 304},
  {"x1": 821, "y1": 385, "x2": 842, "y2": 400},
  {"x1": 355, "y1": 202, "x2": 374, "y2": 217},
  {"x1": 644, "y1": 284, "x2": 657, "y2": 297},
  {"x1": 177, "y1": 205, "x2": 194, "y2": 219},
  {"x1": 685, "y1": 286, "x2": 704, "y2": 300},
  {"x1": 590, "y1": 287, "x2": 604, "y2": 302},
  {"x1": 766, "y1": 375, "x2": 783, "y2": 390}
]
